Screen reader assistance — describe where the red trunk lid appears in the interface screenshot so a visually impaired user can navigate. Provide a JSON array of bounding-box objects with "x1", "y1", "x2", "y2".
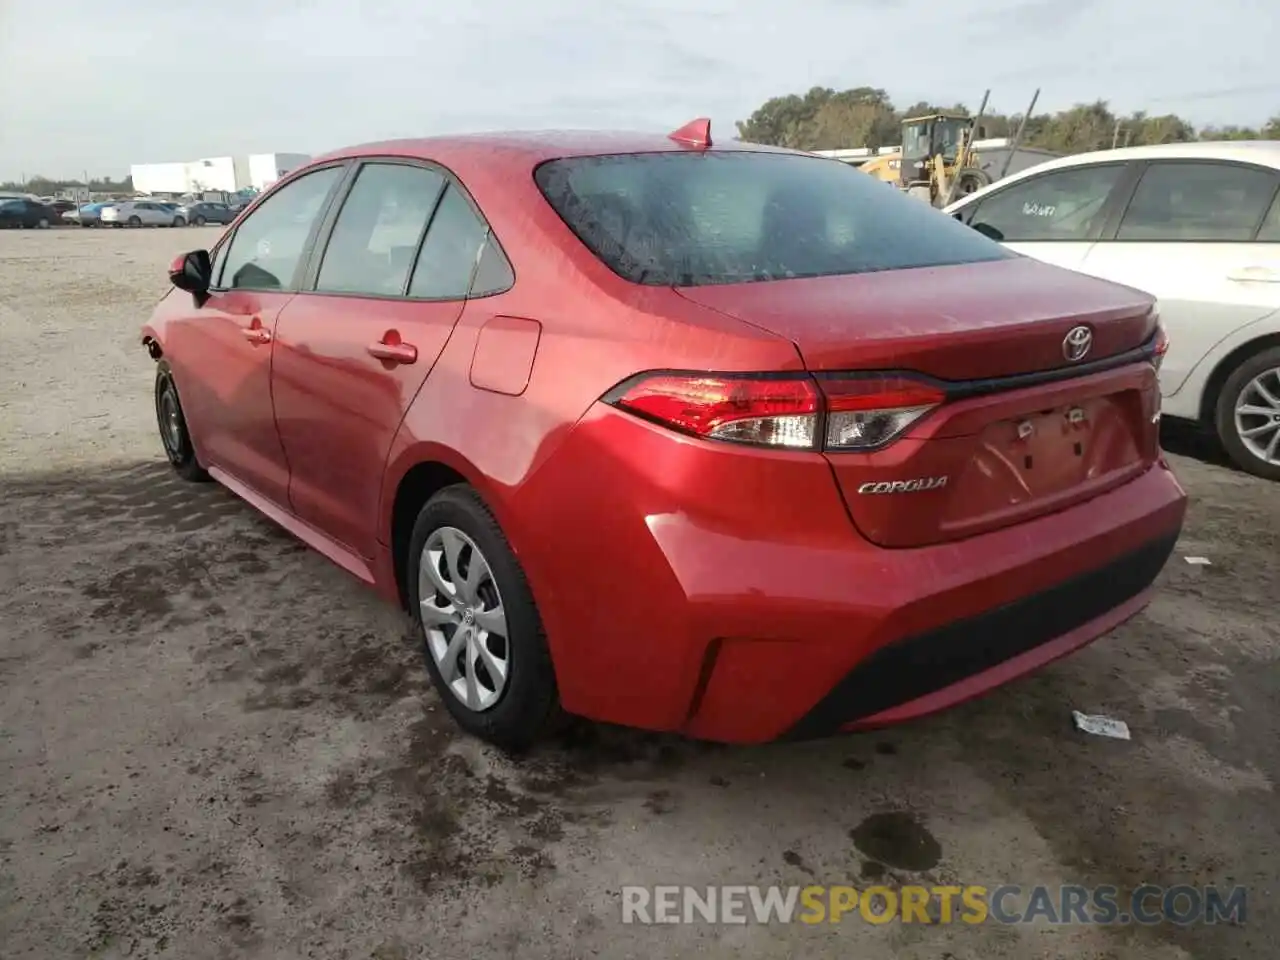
[
  {"x1": 676, "y1": 257, "x2": 1156, "y2": 379},
  {"x1": 677, "y1": 258, "x2": 1162, "y2": 548}
]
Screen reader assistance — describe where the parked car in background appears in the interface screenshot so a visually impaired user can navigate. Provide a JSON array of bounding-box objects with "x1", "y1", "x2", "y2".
[
  {"x1": 0, "y1": 198, "x2": 56, "y2": 228},
  {"x1": 176, "y1": 201, "x2": 236, "y2": 226},
  {"x1": 946, "y1": 141, "x2": 1280, "y2": 480},
  {"x1": 141, "y1": 126, "x2": 1185, "y2": 750},
  {"x1": 43, "y1": 199, "x2": 79, "y2": 218},
  {"x1": 62, "y1": 202, "x2": 110, "y2": 227},
  {"x1": 101, "y1": 200, "x2": 187, "y2": 228}
]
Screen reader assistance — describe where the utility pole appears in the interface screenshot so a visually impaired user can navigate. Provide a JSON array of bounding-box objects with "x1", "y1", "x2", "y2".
[
  {"x1": 1000, "y1": 88, "x2": 1041, "y2": 180},
  {"x1": 1111, "y1": 118, "x2": 1122, "y2": 149}
]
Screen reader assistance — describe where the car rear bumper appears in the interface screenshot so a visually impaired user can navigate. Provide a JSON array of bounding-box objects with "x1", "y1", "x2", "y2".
[
  {"x1": 514, "y1": 407, "x2": 1188, "y2": 743},
  {"x1": 784, "y1": 530, "x2": 1176, "y2": 739}
]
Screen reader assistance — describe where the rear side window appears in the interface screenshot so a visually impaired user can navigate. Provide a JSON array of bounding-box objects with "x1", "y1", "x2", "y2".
[
  {"x1": 534, "y1": 151, "x2": 1012, "y2": 286},
  {"x1": 961, "y1": 164, "x2": 1125, "y2": 243},
  {"x1": 316, "y1": 163, "x2": 445, "y2": 296},
  {"x1": 1116, "y1": 162, "x2": 1279, "y2": 242},
  {"x1": 470, "y1": 235, "x2": 515, "y2": 297},
  {"x1": 407, "y1": 184, "x2": 489, "y2": 299}
]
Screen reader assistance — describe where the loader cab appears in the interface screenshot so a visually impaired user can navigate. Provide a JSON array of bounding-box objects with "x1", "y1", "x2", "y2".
[{"x1": 899, "y1": 114, "x2": 973, "y2": 185}]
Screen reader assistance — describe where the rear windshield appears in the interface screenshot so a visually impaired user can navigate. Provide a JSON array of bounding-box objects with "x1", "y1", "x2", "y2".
[{"x1": 534, "y1": 151, "x2": 1014, "y2": 286}]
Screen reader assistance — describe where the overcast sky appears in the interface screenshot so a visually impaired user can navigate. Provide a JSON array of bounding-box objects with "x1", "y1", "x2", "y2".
[{"x1": 1, "y1": 0, "x2": 1276, "y2": 180}]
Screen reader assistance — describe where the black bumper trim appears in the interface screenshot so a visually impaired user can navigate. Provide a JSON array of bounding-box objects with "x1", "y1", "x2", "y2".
[{"x1": 786, "y1": 531, "x2": 1180, "y2": 740}]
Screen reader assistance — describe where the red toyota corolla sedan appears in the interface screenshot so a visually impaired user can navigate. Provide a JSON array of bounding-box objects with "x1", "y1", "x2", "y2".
[{"x1": 142, "y1": 120, "x2": 1187, "y2": 750}]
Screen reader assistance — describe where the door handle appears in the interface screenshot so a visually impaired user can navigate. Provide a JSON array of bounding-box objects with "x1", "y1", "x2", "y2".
[
  {"x1": 367, "y1": 332, "x2": 418, "y2": 364},
  {"x1": 242, "y1": 317, "x2": 271, "y2": 345},
  {"x1": 1227, "y1": 266, "x2": 1280, "y2": 283}
]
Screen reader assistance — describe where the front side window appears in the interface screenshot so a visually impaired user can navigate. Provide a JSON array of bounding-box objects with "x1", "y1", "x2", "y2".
[
  {"x1": 1116, "y1": 162, "x2": 1279, "y2": 242},
  {"x1": 535, "y1": 151, "x2": 1013, "y2": 286},
  {"x1": 901, "y1": 122, "x2": 932, "y2": 164},
  {"x1": 407, "y1": 184, "x2": 490, "y2": 299},
  {"x1": 962, "y1": 164, "x2": 1126, "y2": 243},
  {"x1": 315, "y1": 163, "x2": 446, "y2": 296},
  {"x1": 218, "y1": 166, "x2": 343, "y2": 291}
]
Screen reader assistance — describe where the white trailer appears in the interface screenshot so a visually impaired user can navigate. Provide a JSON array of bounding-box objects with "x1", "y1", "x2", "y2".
[
  {"x1": 130, "y1": 162, "x2": 190, "y2": 195},
  {"x1": 248, "y1": 153, "x2": 312, "y2": 190},
  {"x1": 131, "y1": 153, "x2": 310, "y2": 196},
  {"x1": 131, "y1": 157, "x2": 241, "y2": 196}
]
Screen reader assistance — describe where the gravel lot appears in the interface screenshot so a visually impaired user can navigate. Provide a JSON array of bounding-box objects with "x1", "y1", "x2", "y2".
[{"x1": 1, "y1": 227, "x2": 1276, "y2": 960}]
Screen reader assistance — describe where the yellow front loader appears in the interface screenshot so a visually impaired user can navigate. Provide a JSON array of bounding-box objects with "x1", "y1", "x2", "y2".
[{"x1": 861, "y1": 90, "x2": 1019, "y2": 207}]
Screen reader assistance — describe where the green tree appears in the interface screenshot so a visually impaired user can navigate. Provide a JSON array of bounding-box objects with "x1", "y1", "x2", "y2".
[{"x1": 736, "y1": 87, "x2": 1276, "y2": 153}]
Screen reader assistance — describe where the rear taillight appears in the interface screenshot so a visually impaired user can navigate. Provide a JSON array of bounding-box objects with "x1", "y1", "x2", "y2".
[
  {"x1": 605, "y1": 372, "x2": 944, "y2": 451},
  {"x1": 820, "y1": 375, "x2": 946, "y2": 450},
  {"x1": 607, "y1": 374, "x2": 820, "y2": 448}
]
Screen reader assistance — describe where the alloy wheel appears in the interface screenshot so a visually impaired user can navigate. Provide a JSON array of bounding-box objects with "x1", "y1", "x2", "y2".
[
  {"x1": 418, "y1": 526, "x2": 510, "y2": 712},
  {"x1": 1234, "y1": 366, "x2": 1280, "y2": 466},
  {"x1": 158, "y1": 383, "x2": 184, "y2": 461}
]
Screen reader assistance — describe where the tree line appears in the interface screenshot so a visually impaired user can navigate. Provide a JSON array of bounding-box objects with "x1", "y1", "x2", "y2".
[
  {"x1": 0, "y1": 175, "x2": 134, "y2": 194},
  {"x1": 735, "y1": 87, "x2": 1280, "y2": 154}
]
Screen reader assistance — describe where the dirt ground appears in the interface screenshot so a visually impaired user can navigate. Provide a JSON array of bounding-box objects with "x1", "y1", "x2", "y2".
[{"x1": 1, "y1": 227, "x2": 1276, "y2": 960}]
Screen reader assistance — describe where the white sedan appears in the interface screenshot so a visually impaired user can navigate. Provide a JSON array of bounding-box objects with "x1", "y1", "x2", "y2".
[
  {"x1": 100, "y1": 200, "x2": 186, "y2": 228},
  {"x1": 946, "y1": 141, "x2": 1280, "y2": 481}
]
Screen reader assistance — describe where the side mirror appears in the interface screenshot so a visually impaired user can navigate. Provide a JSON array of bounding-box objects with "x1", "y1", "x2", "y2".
[{"x1": 169, "y1": 250, "x2": 212, "y2": 306}]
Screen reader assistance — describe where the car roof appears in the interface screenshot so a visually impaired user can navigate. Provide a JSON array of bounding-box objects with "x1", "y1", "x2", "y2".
[
  {"x1": 946, "y1": 139, "x2": 1280, "y2": 211},
  {"x1": 312, "y1": 129, "x2": 795, "y2": 171}
]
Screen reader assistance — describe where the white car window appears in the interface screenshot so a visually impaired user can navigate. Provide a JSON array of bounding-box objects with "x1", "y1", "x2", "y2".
[
  {"x1": 1116, "y1": 162, "x2": 1279, "y2": 242},
  {"x1": 1258, "y1": 191, "x2": 1280, "y2": 243},
  {"x1": 962, "y1": 164, "x2": 1127, "y2": 243}
]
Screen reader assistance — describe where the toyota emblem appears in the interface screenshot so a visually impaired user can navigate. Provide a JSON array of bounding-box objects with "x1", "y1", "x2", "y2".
[{"x1": 1063, "y1": 325, "x2": 1093, "y2": 362}]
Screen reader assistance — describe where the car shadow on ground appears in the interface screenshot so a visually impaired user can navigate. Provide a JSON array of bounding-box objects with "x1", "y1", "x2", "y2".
[
  {"x1": 1160, "y1": 418, "x2": 1234, "y2": 470},
  {"x1": 2, "y1": 456, "x2": 1274, "y2": 959}
]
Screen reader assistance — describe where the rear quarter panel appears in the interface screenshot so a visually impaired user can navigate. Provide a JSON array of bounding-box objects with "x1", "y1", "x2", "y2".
[
  {"x1": 382, "y1": 162, "x2": 803, "y2": 720},
  {"x1": 1161, "y1": 308, "x2": 1280, "y2": 420}
]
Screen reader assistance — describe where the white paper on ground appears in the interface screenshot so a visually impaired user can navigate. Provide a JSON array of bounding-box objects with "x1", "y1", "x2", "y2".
[
  {"x1": 1072, "y1": 710, "x2": 1131, "y2": 740},
  {"x1": 1184, "y1": 556, "x2": 1212, "y2": 565}
]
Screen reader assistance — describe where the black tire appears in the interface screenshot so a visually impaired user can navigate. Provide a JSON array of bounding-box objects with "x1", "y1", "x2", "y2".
[
  {"x1": 954, "y1": 167, "x2": 992, "y2": 197},
  {"x1": 172, "y1": 216, "x2": 185, "y2": 228},
  {"x1": 1214, "y1": 345, "x2": 1280, "y2": 482},
  {"x1": 407, "y1": 485, "x2": 559, "y2": 751},
  {"x1": 154, "y1": 361, "x2": 209, "y2": 482},
  {"x1": 128, "y1": 215, "x2": 141, "y2": 227},
  {"x1": 193, "y1": 215, "x2": 206, "y2": 226}
]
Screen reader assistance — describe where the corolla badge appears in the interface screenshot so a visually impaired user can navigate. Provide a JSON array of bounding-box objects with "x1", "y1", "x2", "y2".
[
  {"x1": 1063, "y1": 325, "x2": 1093, "y2": 362},
  {"x1": 857, "y1": 476, "x2": 949, "y2": 495}
]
